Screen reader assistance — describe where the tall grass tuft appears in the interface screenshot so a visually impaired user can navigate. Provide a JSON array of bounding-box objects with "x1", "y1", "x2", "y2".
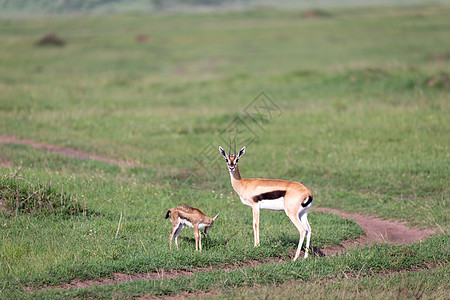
[{"x1": 0, "y1": 171, "x2": 86, "y2": 218}]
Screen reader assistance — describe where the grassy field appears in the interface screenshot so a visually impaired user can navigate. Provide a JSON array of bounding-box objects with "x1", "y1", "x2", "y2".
[{"x1": 0, "y1": 3, "x2": 449, "y2": 299}]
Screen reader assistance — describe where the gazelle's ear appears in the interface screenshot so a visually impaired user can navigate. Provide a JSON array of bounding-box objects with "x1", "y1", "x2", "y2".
[
  {"x1": 235, "y1": 146, "x2": 246, "y2": 162},
  {"x1": 219, "y1": 146, "x2": 228, "y2": 160},
  {"x1": 212, "y1": 213, "x2": 220, "y2": 222}
]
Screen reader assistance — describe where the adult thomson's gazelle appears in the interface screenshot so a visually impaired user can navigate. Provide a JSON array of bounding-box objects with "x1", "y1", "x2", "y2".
[{"x1": 219, "y1": 143, "x2": 313, "y2": 260}]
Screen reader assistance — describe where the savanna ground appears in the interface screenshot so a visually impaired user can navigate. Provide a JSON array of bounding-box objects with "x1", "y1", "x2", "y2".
[{"x1": 0, "y1": 2, "x2": 449, "y2": 299}]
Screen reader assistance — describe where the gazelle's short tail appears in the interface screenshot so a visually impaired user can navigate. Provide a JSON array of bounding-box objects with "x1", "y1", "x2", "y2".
[
  {"x1": 301, "y1": 195, "x2": 313, "y2": 208},
  {"x1": 165, "y1": 209, "x2": 171, "y2": 219}
]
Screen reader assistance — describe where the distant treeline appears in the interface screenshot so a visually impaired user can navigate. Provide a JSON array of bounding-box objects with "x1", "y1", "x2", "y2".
[{"x1": 0, "y1": 0, "x2": 244, "y2": 15}]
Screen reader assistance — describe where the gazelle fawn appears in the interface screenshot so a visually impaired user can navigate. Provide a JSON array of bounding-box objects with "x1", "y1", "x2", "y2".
[
  {"x1": 219, "y1": 143, "x2": 313, "y2": 260},
  {"x1": 165, "y1": 205, "x2": 219, "y2": 251}
]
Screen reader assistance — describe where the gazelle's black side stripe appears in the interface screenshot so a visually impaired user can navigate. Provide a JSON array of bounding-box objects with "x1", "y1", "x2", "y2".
[
  {"x1": 301, "y1": 195, "x2": 313, "y2": 207},
  {"x1": 253, "y1": 190, "x2": 286, "y2": 202}
]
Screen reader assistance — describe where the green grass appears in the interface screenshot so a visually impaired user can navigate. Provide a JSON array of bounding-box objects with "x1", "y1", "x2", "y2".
[
  {"x1": 0, "y1": 3, "x2": 449, "y2": 298},
  {"x1": 26, "y1": 236, "x2": 450, "y2": 298},
  {"x1": 213, "y1": 263, "x2": 450, "y2": 300}
]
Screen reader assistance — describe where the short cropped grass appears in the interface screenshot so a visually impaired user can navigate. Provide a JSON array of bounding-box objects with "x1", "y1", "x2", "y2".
[{"x1": 28, "y1": 235, "x2": 449, "y2": 299}]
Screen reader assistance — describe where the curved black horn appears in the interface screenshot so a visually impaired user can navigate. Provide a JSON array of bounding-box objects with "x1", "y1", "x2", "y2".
[
  {"x1": 234, "y1": 139, "x2": 236, "y2": 156},
  {"x1": 228, "y1": 140, "x2": 231, "y2": 156}
]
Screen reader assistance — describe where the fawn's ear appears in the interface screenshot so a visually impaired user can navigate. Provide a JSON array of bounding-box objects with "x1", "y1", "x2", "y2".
[
  {"x1": 212, "y1": 213, "x2": 220, "y2": 222},
  {"x1": 219, "y1": 147, "x2": 228, "y2": 160}
]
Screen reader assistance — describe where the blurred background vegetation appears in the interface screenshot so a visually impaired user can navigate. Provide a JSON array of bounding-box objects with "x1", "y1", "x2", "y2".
[{"x1": 1, "y1": 0, "x2": 450, "y2": 16}]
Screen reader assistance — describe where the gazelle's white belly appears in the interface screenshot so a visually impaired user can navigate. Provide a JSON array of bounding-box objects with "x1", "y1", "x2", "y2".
[
  {"x1": 239, "y1": 196, "x2": 285, "y2": 211},
  {"x1": 178, "y1": 218, "x2": 207, "y2": 229},
  {"x1": 239, "y1": 196, "x2": 252, "y2": 207},
  {"x1": 259, "y1": 197, "x2": 285, "y2": 211},
  {"x1": 179, "y1": 218, "x2": 193, "y2": 228}
]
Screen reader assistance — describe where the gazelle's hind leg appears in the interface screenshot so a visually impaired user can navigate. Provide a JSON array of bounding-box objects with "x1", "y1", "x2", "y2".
[
  {"x1": 171, "y1": 223, "x2": 183, "y2": 250},
  {"x1": 299, "y1": 212, "x2": 311, "y2": 258},
  {"x1": 169, "y1": 222, "x2": 178, "y2": 250},
  {"x1": 286, "y1": 212, "x2": 307, "y2": 261}
]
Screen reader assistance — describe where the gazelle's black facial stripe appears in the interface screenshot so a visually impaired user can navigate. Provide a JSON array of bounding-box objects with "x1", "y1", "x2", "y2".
[
  {"x1": 301, "y1": 195, "x2": 313, "y2": 207},
  {"x1": 253, "y1": 190, "x2": 286, "y2": 202}
]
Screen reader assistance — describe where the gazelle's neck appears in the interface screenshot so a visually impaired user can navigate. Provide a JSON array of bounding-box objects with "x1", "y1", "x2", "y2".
[{"x1": 230, "y1": 165, "x2": 242, "y2": 191}]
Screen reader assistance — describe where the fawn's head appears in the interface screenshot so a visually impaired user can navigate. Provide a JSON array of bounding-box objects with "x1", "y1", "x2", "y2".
[{"x1": 205, "y1": 213, "x2": 220, "y2": 234}]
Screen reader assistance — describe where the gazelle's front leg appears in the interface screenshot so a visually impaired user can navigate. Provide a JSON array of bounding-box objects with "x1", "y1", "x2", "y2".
[
  {"x1": 252, "y1": 204, "x2": 260, "y2": 247},
  {"x1": 194, "y1": 224, "x2": 200, "y2": 251}
]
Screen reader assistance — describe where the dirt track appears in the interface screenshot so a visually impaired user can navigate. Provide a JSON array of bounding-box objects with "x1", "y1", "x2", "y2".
[
  {"x1": 314, "y1": 207, "x2": 436, "y2": 245},
  {"x1": 0, "y1": 135, "x2": 147, "y2": 168},
  {"x1": 313, "y1": 207, "x2": 437, "y2": 256}
]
